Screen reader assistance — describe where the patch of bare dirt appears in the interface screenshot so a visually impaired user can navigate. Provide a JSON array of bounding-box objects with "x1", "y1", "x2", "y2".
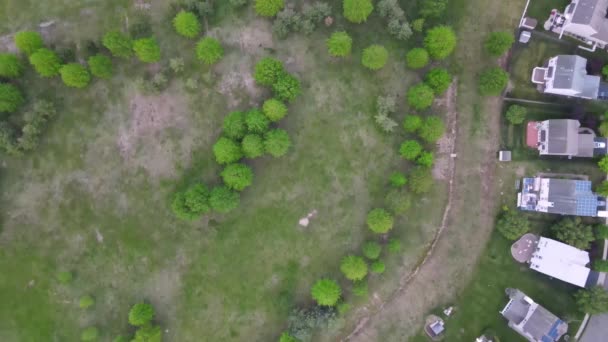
[
  {"x1": 210, "y1": 19, "x2": 274, "y2": 55},
  {"x1": 217, "y1": 60, "x2": 263, "y2": 108},
  {"x1": 144, "y1": 268, "x2": 182, "y2": 325},
  {"x1": 433, "y1": 80, "x2": 459, "y2": 180}
]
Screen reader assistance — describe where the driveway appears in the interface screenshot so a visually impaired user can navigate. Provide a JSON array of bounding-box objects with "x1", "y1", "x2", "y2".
[{"x1": 580, "y1": 314, "x2": 608, "y2": 342}]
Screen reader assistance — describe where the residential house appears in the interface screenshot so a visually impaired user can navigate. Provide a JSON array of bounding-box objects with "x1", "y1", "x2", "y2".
[
  {"x1": 546, "y1": 0, "x2": 608, "y2": 49},
  {"x1": 530, "y1": 236, "x2": 592, "y2": 287},
  {"x1": 531, "y1": 55, "x2": 606, "y2": 99},
  {"x1": 526, "y1": 119, "x2": 608, "y2": 157}
]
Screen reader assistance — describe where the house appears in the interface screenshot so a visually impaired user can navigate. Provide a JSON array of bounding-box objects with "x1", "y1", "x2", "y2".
[
  {"x1": 546, "y1": 0, "x2": 608, "y2": 49},
  {"x1": 526, "y1": 119, "x2": 608, "y2": 157},
  {"x1": 531, "y1": 55, "x2": 605, "y2": 99},
  {"x1": 500, "y1": 288, "x2": 568, "y2": 342},
  {"x1": 517, "y1": 176, "x2": 608, "y2": 217}
]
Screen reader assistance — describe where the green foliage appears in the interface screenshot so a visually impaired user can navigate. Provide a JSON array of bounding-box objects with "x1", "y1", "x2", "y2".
[
  {"x1": 496, "y1": 209, "x2": 529, "y2": 240},
  {"x1": 173, "y1": 11, "x2": 201, "y2": 38},
  {"x1": 57, "y1": 271, "x2": 73, "y2": 284},
  {"x1": 287, "y1": 306, "x2": 337, "y2": 341},
  {"x1": 406, "y1": 48, "x2": 429, "y2": 69},
  {"x1": 223, "y1": 111, "x2": 247, "y2": 139},
  {"x1": 594, "y1": 260, "x2": 608, "y2": 272},
  {"x1": 79, "y1": 295, "x2": 95, "y2": 309},
  {"x1": 419, "y1": 116, "x2": 445, "y2": 143},
  {"x1": 0, "y1": 53, "x2": 24, "y2": 78},
  {"x1": 133, "y1": 38, "x2": 161, "y2": 63},
  {"x1": 420, "y1": 0, "x2": 447, "y2": 18},
  {"x1": 81, "y1": 327, "x2": 99, "y2": 341},
  {"x1": 599, "y1": 156, "x2": 608, "y2": 172},
  {"x1": 596, "y1": 225, "x2": 608, "y2": 240},
  {"x1": 362, "y1": 241, "x2": 382, "y2": 260},
  {"x1": 255, "y1": 0, "x2": 285, "y2": 17},
  {"x1": 406, "y1": 83, "x2": 435, "y2": 110},
  {"x1": 213, "y1": 137, "x2": 243, "y2": 165},
  {"x1": 412, "y1": 18, "x2": 425, "y2": 32},
  {"x1": 171, "y1": 183, "x2": 210, "y2": 220},
  {"x1": 196, "y1": 37, "x2": 224, "y2": 65},
  {"x1": 272, "y1": 72, "x2": 301, "y2": 102},
  {"x1": 102, "y1": 31, "x2": 133, "y2": 58},
  {"x1": 479, "y1": 67, "x2": 509, "y2": 96},
  {"x1": 132, "y1": 324, "x2": 162, "y2": 342},
  {"x1": 29, "y1": 48, "x2": 61, "y2": 77},
  {"x1": 371, "y1": 261, "x2": 385, "y2": 274},
  {"x1": 388, "y1": 238, "x2": 402, "y2": 253},
  {"x1": 366, "y1": 208, "x2": 394, "y2": 234},
  {"x1": 362, "y1": 45, "x2": 389, "y2": 70},
  {"x1": 264, "y1": 129, "x2": 291, "y2": 157},
  {"x1": 263, "y1": 99, "x2": 287, "y2": 122},
  {"x1": 352, "y1": 280, "x2": 368, "y2": 297},
  {"x1": 377, "y1": 95, "x2": 396, "y2": 116},
  {"x1": 384, "y1": 188, "x2": 412, "y2": 214},
  {"x1": 485, "y1": 31, "x2": 515, "y2": 56},
  {"x1": 272, "y1": 3, "x2": 332, "y2": 38},
  {"x1": 242, "y1": 134, "x2": 265, "y2": 158},
  {"x1": 337, "y1": 302, "x2": 351, "y2": 315},
  {"x1": 551, "y1": 217, "x2": 595, "y2": 250},
  {"x1": 399, "y1": 140, "x2": 422, "y2": 160},
  {"x1": 254, "y1": 57, "x2": 285, "y2": 86},
  {"x1": 374, "y1": 113, "x2": 398, "y2": 133},
  {"x1": 87, "y1": 54, "x2": 113, "y2": 79},
  {"x1": 113, "y1": 336, "x2": 128, "y2": 342},
  {"x1": 209, "y1": 186, "x2": 240, "y2": 213},
  {"x1": 327, "y1": 31, "x2": 353, "y2": 57},
  {"x1": 340, "y1": 255, "x2": 368, "y2": 281},
  {"x1": 169, "y1": 57, "x2": 185, "y2": 74},
  {"x1": 575, "y1": 286, "x2": 608, "y2": 314},
  {"x1": 221, "y1": 163, "x2": 254, "y2": 191},
  {"x1": 129, "y1": 303, "x2": 155, "y2": 326},
  {"x1": 245, "y1": 109, "x2": 270, "y2": 134},
  {"x1": 279, "y1": 332, "x2": 298, "y2": 342},
  {"x1": 403, "y1": 115, "x2": 422, "y2": 133},
  {"x1": 417, "y1": 151, "x2": 434, "y2": 168},
  {"x1": 389, "y1": 172, "x2": 407, "y2": 187},
  {"x1": 425, "y1": 68, "x2": 452, "y2": 94},
  {"x1": 505, "y1": 105, "x2": 527, "y2": 125},
  {"x1": 14, "y1": 31, "x2": 44, "y2": 55},
  {"x1": 600, "y1": 121, "x2": 608, "y2": 137},
  {"x1": 343, "y1": 0, "x2": 374, "y2": 23},
  {"x1": 377, "y1": 0, "x2": 404, "y2": 19},
  {"x1": 60, "y1": 63, "x2": 91, "y2": 88},
  {"x1": 16, "y1": 100, "x2": 56, "y2": 152},
  {"x1": 0, "y1": 84, "x2": 24, "y2": 113},
  {"x1": 387, "y1": 19, "x2": 413, "y2": 41},
  {"x1": 311, "y1": 279, "x2": 341, "y2": 306},
  {"x1": 424, "y1": 25, "x2": 457, "y2": 60},
  {"x1": 409, "y1": 166, "x2": 433, "y2": 194},
  {"x1": 0, "y1": 122, "x2": 19, "y2": 155},
  {"x1": 604, "y1": 65, "x2": 608, "y2": 79}
]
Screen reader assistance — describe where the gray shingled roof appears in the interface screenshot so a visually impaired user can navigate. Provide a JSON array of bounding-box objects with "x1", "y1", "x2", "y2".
[
  {"x1": 553, "y1": 55, "x2": 600, "y2": 98},
  {"x1": 546, "y1": 179, "x2": 578, "y2": 215},
  {"x1": 547, "y1": 120, "x2": 579, "y2": 155},
  {"x1": 523, "y1": 306, "x2": 562, "y2": 341},
  {"x1": 571, "y1": 0, "x2": 608, "y2": 43}
]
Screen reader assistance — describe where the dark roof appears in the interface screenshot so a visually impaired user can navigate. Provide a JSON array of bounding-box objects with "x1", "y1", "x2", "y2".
[
  {"x1": 523, "y1": 306, "x2": 564, "y2": 341},
  {"x1": 546, "y1": 179, "x2": 599, "y2": 216},
  {"x1": 572, "y1": 0, "x2": 601, "y2": 25},
  {"x1": 546, "y1": 120, "x2": 577, "y2": 154}
]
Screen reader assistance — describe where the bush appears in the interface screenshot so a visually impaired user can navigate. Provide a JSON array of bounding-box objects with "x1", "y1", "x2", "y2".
[
  {"x1": 57, "y1": 271, "x2": 73, "y2": 284},
  {"x1": 81, "y1": 327, "x2": 99, "y2": 341},
  {"x1": 389, "y1": 172, "x2": 407, "y2": 187},
  {"x1": 173, "y1": 10, "x2": 201, "y2": 38},
  {"x1": 0, "y1": 84, "x2": 24, "y2": 113},
  {"x1": 209, "y1": 186, "x2": 240, "y2": 213},
  {"x1": 409, "y1": 166, "x2": 433, "y2": 194},
  {"x1": 352, "y1": 281, "x2": 368, "y2": 297},
  {"x1": 287, "y1": 306, "x2": 337, "y2": 340},
  {"x1": 129, "y1": 303, "x2": 154, "y2": 326},
  {"x1": 311, "y1": 278, "x2": 341, "y2": 306},
  {"x1": 371, "y1": 261, "x2": 385, "y2": 274},
  {"x1": 343, "y1": 0, "x2": 374, "y2": 23},
  {"x1": 272, "y1": 72, "x2": 301, "y2": 102},
  {"x1": 505, "y1": 105, "x2": 527, "y2": 125},
  {"x1": 196, "y1": 37, "x2": 224, "y2": 65},
  {"x1": 387, "y1": 19, "x2": 413, "y2": 41},
  {"x1": 263, "y1": 98, "x2": 287, "y2": 122},
  {"x1": 87, "y1": 54, "x2": 113, "y2": 79},
  {"x1": 29, "y1": 48, "x2": 61, "y2": 77},
  {"x1": 246, "y1": 109, "x2": 270, "y2": 134},
  {"x1": 485, "y1": 31, "x2": 515, "y2": 56},
  {"x1": 407, "y1": 83, "x2": 435, "y2": 110},
  {"x1": 594, "y1": 260, "x2": 608, "y2": 272},
  {"x1": 399, "y1": 140, "x2": 422, "y2": 160},
  {"x1": 132, "y1": 324, "x2": 162, "y2": 342},
  {"x1": 0, "y1": 53, "x2": 24, "y2": 78},
  {"x1": 377, "y1": 0, "x2": 404, "y2": 20},
  {"x1": 172, "y1": 184, "x2": 210, "y2": 220},
  {"x1": 575, "y1": 286, "x2": 608, "y2": 314},
  {"x1": 419, "y1": 116, "x2": 445, "y2": 143},
  {"x1": 133, "y1": 37, "x2": 161, "y2": 63},
  {"x1": 599, "y1": 156, "x2": 608, "y2": 172},
  {"x1": 60, "y1": 63, "x2": 91, "y2": 88},
  {"x1": 420, "y1": 0, "x2": 447, "y2": 18},
  {"x1": 254, "y1": 57, "x2": 285, "y2": 86},
  {"x1": 388, "y1": 238, "x2": 402, "y2": 253},
  {"x1": 0, "y1": 122, "x2": 18, "y2": 155},
  {"x1": 16, "y1": 100, "x2": 55, "y2": 151},
  {"x1": 496, "y1": 209, "x2": 529, "y2": 240},
  {"x1": 264, "y1": 129, "x2": 291, "y2": 157},
  {"x1": 362, "y1": 45, "x2": 389, "y2": 70},
  {"x1": 551, "y1": 217, "x2": 595, "y2": 250},
  {"x1": 367, "y1": 208, "x2": 394, "y2": 234},
  {"x1": 255, "y1": 0, "x2": 285, "y2": 17},
  {"x1": 403, "y1": 115, "x2": 422, "y2": 133},
  {"x1": 604, "y1": 65, "x2": 608, "y2": 80},
  {"x1": 337, "y1": 302, "x2": 351, "y2": 315},
  {"x1": 412, "y1": 18, "x2": 425, "y2": 32},
  {"x1": 374, "y1": 113, "x2": 398, "y2": 133},
  {"x1": 384, "y1": 188, "x2": 412, "y2": 214},
  {"x1": 340, "y1": 255, "x2": 368, "y2": 281},
  {"x1": 424, "y1": 26, "x2": 457, "y2": 60},
  {"x1": 363, "y1": 241, "x2": 382, "y2": 260},
  {"x1": 242, "y1": 134, "x2": 265, "y2": 158},
  {"x1": 213, "y1": 137, "x2": 243, "y2": 164},
  {"x1": 425, "y1": 68, "x2": 452, "y2": 94},
  {"x1": 406, "y1": 48, "x2": 429, "y2": 69},
  {"x1": 221, "y1": 163, "x2": 254, "y2": 191},
  {"x1": 417, "y1": 151, "x2": 434, "y2": 168},
  {"x1": 14, "y1": 31, "x2": 44, "y2": 55},
  {"x1": 223, "y1": 111, "x2": 247, "y2": 139},
  {"x1": 79, "y1": 295, "x2": 95, "y2": 309},
  {"x1": 102, "y1": 31, "x2": 133, "y2": 58},
  {"x1": 279, "y1": 332, "x2": 298, "y2": 342},
  {"x1": 479, "y1": 67, "x2": 509, "y2": 96},
  {"x1": 327, "y1": 31, "x2": 353, "y2": 57},
  {"x1": 600, "y1": 121, "x2": 608, "y2": 137},
  {"x1": 596, "y1": 225, "x2": 608, "y2": 240}
]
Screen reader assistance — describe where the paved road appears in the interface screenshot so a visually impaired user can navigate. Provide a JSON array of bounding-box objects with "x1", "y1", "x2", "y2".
[{"x1": 580, "y1": 314, "x2": 608, "y2": 342}]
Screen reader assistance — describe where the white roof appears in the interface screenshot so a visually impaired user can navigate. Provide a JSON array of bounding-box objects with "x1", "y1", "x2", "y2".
[{"x1": 529, "y1": 237, "x2": 590, "y2": 287}]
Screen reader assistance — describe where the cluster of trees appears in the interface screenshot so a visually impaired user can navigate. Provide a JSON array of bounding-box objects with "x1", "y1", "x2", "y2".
[
  {"x1": 374, "y1": 95, "x2": 398, "y2": 133},
  {"x1": 0, "y1": 100, "x2": 56, "y2": 155},
  {"x1": 171, "y1": 10, "x2": 224, "y2": 65},
  {"x1": 575, "y1": 286, "x2": 608, "y2": 314},
  {"x1": 377, "y1": 0, "x2": 412, "y2": 41},
  {"x1": 405, "y1": 26, "x2": 456, "y2": 70},
  {"x1": 272, "y1": 2, "x2": 332, "y2": 39},
  {"x1": 80, "y1": 302, "x2": 162, "y2": 341},
  {"x1": 551, "y1": 217, "x2": 595, "y2": 250},
  {"x1": 496, "y1": 206, "x2": 529, "y2": 240}
]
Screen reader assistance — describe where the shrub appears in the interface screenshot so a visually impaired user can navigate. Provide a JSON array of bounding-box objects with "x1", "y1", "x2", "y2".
[
  {"x1": 362, "y1": 45, "x2": 389, "y2": 70},
  {"x1": 133, "y1": 37, "x2": 161, "y2": 63},
  {"x1": 280, "y1": 332, "x2": 298, "y2": 342},
  {"x1": 420, "y1": 0, "x2": 447, "y2": 18},
  {"x1": 273, "y1": 72, "x2": 301, "y2": 102},
  {"x1": 377, "y1": 0, "x2": 404, "y2": 19},
  {"x1": 399, "y1": 140, "x2": 423, "y2": 160},
  {"x1": 209, "y1": 186, "x2": 240, "y2": 213},
  {"x1": 366, "y1": 208, "x2": 394, "y2": 234},
  {"x1": 213, "y1": 137, "x2": 243, "y2": 164},
  {"x1": 496, "y1": 209, "x2": 529, "y2": 240},
  {"x1": 387, "y1": 19, "x2": 413, "y2": 41},
  {"x1": 551, "y1": 217, "x2": 595, "y2": 250},
  {"x1": 81, "y1": 327, "x2": 99, "y2": 341},
  {"x1": 0, "y1": 122, "x2": 18, "y2": 155},
  {"x1": 79, "y1": 295, "x2": 95, "y2": 309},
  {"x1": 388, "y1": 238, "x2": 402, "y2": 253},
  {"x1": 340, "y1": 255, "x2": 368, "y2": 281},
  {"x1": 389, "y1": 172, "x2": 407, "y2": 187},
  {"x1": 479, "y1": 67, "x2": 509, "y2": 96},
  {"x1": 255, "y1": 0, "x2": 285, "y2": 17},
  {"x1": 406, "y1": 83, "x2": 435, "y2": 110},
  {"x1": 412, "y1": 18, "x2": 425, "y2": 32},
  {"x1": 600, "y1": 121, "x2": 608, "y2": 137},
  {"x1": 196, "y1": 37, "x2": 224, "y2": 65},
  {"x1": 406, "y1": 48, "x2": 429, "y2": 69},
  {"x1": 221, "y1": 163, "x2": 254, "y2": 191},
  {"x1": 419, "y1": 116, "x2": 445, "y2": 143},
  {"x1": 604, "y1": 65, "x2": 608, "y2": 80},
  {"x1": 424, "y1": 26, "x2": 457, "y2": 60},
  {"x1": 246, "y1": 109, "x2": 270, "y2": 134},
  {"x1": 311, "y1": 278, "x2": 341, "y2": 306},
  {"x1": 371, "y1": 261, "x2": 385, "y2": 274},
  {"x1": 129, "y1": 303, "x2": 154, "y2": 326},
  {"x1": 362, "y1": 241, "x2": 382, "y2": 260},
  {"x1": 254, "y1": 57, "x2": 285, "y2": 86},
  {"x1": 596, "y1": 225, "x2": 608, "y2": 240},
  {"x1": 14, "y1": 31, "x2": 43, "y2": 55},
  {"x1": 60, "y1": 63, "x2": 91, "y2": 88},
  {"x1": 16, "y1": 100, "x2": 55, "y2": 151},
  {"x1": 593, "y1": 180, "x2": 606, "y2": 196},
  {"x1": 425, "y1": 68, "x2": 452, "y2": 94},
  {"x1": 343, "y1": 0, "x2": 374, "y2": 23},
  {"x1": 409, "y1": 166, "x2": 433, "y2": 194},
  {"x1": 242, "y1": 134, "x2": 265, "y2": 158},
  {"x1": 57, "y1": 271, "x2": 73, "y2": 284},
  {"x1": 173, "y1": 10, "x2": 201, "y2": 38},
  {"x1": 169, "y1": 57, "x2": 185, "y2": 74},
  {"x1": 594, "y1": 260, "x2": 608, "y2": 272},
  {"x1": 287, "y1": 306, "x2": 337, "y2": 340},
  {"x1": 575, "y1": 286, "x2": 608, "y2": 314},
  {"x1": 374, "y1": 113, "x2": 398, "y2": 133},
  {"x1": 377, "y1": 95, "x2": 396, "y2": 116},
  {"x1": 0, "y1": 53, "x2": 23, "y2": 78},
  {"x1": 263, "y1": 98, "x2": 287, "y2": 122},
  {"x1": 485, "y1": 31, "x2": 515, "y2": 56},
  {"x1": 0, "y1": 84, "x2": 24, "y2": 113},
  {"x1": 172, "y1": 184, "x2": 211, "y2": 220},
  {"x1": 327, "y1": 31, "x2": 353, "y2": 57},
  {"x1": 417, "y1": 151, "x2": 434, "y2": 168},
  {"x1": 87, "y1": 54, "x2": 113, "y2": 79},
  {"x1": 385, "y1": 188, "x2": 412, "y2": 214},
  {"x1": 223, "y1": 111, "x2": 247, "y2": 139},
  {"x1": 352, "y1": 281, "x2": 368, "y2": 297},
  {"x1": 505, "y1": 105, "x2": 527, "y2": 125},
  {"x1": 599, "y1": 156, "x2": 608, "y2": 172},
  {"x1": 102, "y1": 31, "x2": 133, "y2": 58},
  {"x1": 29, "y1": 48, "x2": 61, "y2": 77},
  {"x1": 403, "y1": 115, "x2": 422, "y2": 133},
  {"x1": 132, "y1": 324, "x2": 162, "y2": 342},
  {"x1": 264, "y1": 129, "x2": 291, "y2": 157},
  {"x1": 337, "y1": 302, "x2": 351, "y2": 315}
]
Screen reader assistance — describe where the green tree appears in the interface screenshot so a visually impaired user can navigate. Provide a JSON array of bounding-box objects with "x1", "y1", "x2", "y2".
[
  {"x1": 0, "y1": 53, "x2": 24, "y2": 78},
  {"x1": 600, "y1": 121, "x2": 608, "y2": 137},
  {"x1": 60, "y1": 63, "x2": 91, "y2": 88},
  {"x1": 362, "y1": 241, "x2": 382, "y2": 260},
  {"x1": 405, "y1": 48, "x2": 429, "y2": 69},
  {"x1": 389, "y1": 172, "x2": 407, "y2": 187},
  {"x1": 245, "y1": 109, "x2": 270, "y2": 134},
  {"x1": 424, "y1": 25, "x2": 457, "y2": 60},
  {"x1": 242, "y1": 134, "x2": 265, "y2": 158},
  {"x1": 407, "y1": 83, "x2": 435, "y2": 110},
  {"x1": 129, "y1": 303, "x2": 154, "y2": 326},
  {"x1": 223, "y1": 111, "x2": 247, "y2": 139},
  {"x1": 133, "y1": 37, "x2": 161, "y2": 63},
  {"x1": 87, "y1": 54, "x2": 113, "y2": 79},
  {"x1": 575, "y1": 286, "x2": 608, "y2": 314},
  {"x1": 479, "y1": 67, "x2": 509, "y2": 96},
  {"x1": 279, "y1": 332, "x2": 298, "y2": 342},
  {"x1": 419, "y1": 116, "x2": 445, "y2": 143},
  {"x1": 340, "y1": 255, "x2": 368, "y2": 281},
  {"x1": 221, "y1": 163, "x2": 254, "y2": 191},
  {"x1": 14, "y1": 31, "x2": 43, "y2": 55},
  {"x1": 272, "y1": 72, "x2": 301, "y2": 102},
  {"x1": 371, "y1": 261, "x2": 385, "y2": 274},
  {"x1": 171, "y1": 183, "x2": 211, "y2": 220},
  {"x1": 403, "y1": 115, "x2": 422, "y2": 133},
  {"x1": 213, "y1": 137, "x2": 243, "y2": 164},
  {"x1": 496, "y1": 208, "x2": 529, "y2": 240},
  {"x1": 255, "y1": 0, "x2": 285, "y2": 17},
  {"x1": 311, "y1": 278, "x2": 341, "y2": 306},
  {"x1": 102, "y1": 31, "x2": 133, "y2": 58},
  {"x1": 388, "y1": 238, "x2": 402, "y2": 253},
  {"x1": 596, "y1": 225, "x2": 608, "y2": 240},
  {"x1": 417, "y1": 151, "x2": 434, "y2": 168},
  {"x1": 362, "y1": 45, "x2": 389, "y2": 70},
  {"x1": 262, "y1": 98, "x2": 287, "y2": 122},
  {"x1": 352, "y1": 280, "x2": 368, "y2": 297},
  {"x1": 327, "y1": 31, "x2": 353, "y2": 57},
  {"x1": 604, "y1": 65, "x2": 608, "y2": 80},
  {"x1": 366, "y1": 208, "x2": 394, "y2": 234},
  {"x1": 505, "y1": 105, "x2": 527, "y2": 125},
  {"x1": 209, "y1": 186, "x2": 240, "y2": 213},
  {"x1": 399, "y1": 140, "x2": 422, "y2": 160},
  {"x1": 343, "y1": 0, "x2": 374, "y2": 23},
  {"x1": 29, "y1": 48, "x2": 61, "y2": 77},
  {"x1": 196, "y1": 37, "x2": 224, "y2": 65},
  {"x1": 173, "y1": 10, "x2": 201, "y2": 38},
  {"x1": 79, "y1": 295, "x2": 95, "y2": 309},
  {"x1": 385, "y1": 188, "x2": 412, "y2": 214},
  {"x1": 552, "y1": 217, "x2": 595, "y2": 250},
  {"x1": 0, "y1": 84, "x2": 24, "y2": 113},
  {"x1": 57, "y1": 271, "x2": 73, "y2": 284},
  {"x1": 485, "y1": 31, "x2": 515, "y2": 56},
  {"x1": 254, "y1": 57, "x2": 284, "y2": 86},
  {"x1": 594, "y1": 260, "x2": 608, "y2": 272},
  {"x1": 132, "y1": 324, "x2": 162, "y2": 342},
  {"x1": 264, "y1": 129, "x2": 291, "y2": 157},
  {"x1": 419, "y1": 0, "x2": 447, "y2": 18},
  {"x1": 81, "y1": 327, "x2": 99, "y2": 341},
  {"x1": 409, "y1": 166, "x2": 433, "y2": 194},
  {"x1": 412, "y1": 18, "x2": 425, "y2": 32},
  {"x1": 599, "y1": 156, "x2": 608, "y2": 172},
  {"x1": 425, "y1": 68, "x2": 452, "y2": 94}
]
